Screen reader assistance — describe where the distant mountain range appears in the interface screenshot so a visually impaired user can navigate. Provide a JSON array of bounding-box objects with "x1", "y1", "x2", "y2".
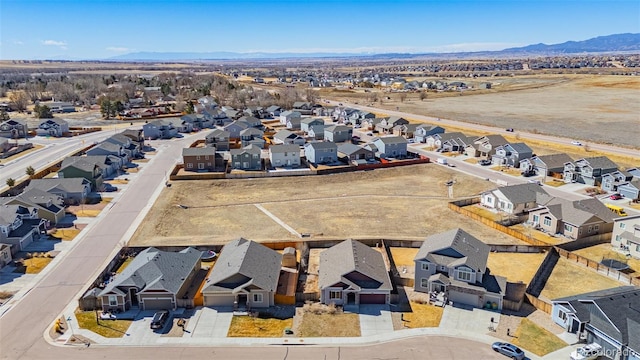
[{"x1": 109, "y1": 33, "x2": 640, "y2": 61}]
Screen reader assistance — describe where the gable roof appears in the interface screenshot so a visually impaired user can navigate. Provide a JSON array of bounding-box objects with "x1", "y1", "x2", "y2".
[
  {"x1": 532, "y1": 153, "x2": 574, "y2": 169},
  {"x1": 206, "y1": 129, "x2": 230, "y2": 140},
  {"x1": 579, "y1": 156, "x2": 619, "y2": 170},
  {"x1": 374, "y1": 136, "x2": 408, "y2": 145},
  {"x1": 305, "y1": 141, "x2": 338, "y2": 151},
  {"x1": 541, "y1": 197, "x2": 616, "y2": 225},
  {"x1": 182, "y1": 147, "x2": 215, "y2": 157},
  {"x1": 489, "y1": 183, "x2": 551, "y2": 205},
  {"x1": 100, "y1": 247, "x2": 201, "y2": 296},
  {"x1": 269, "y1": 144, "x2": 300, "y2": 154},
  {"x1": 337, "y1": 143, "x2": 369, "y2": 156},
  {"x1": 415, "y1": 228, "x2": 490, "y2": 273},
  {"x1": 0, "y1": 188, "x2": 64, "y2": 214},
  {"x1": 506, "y1": 142, "x2": 532, "y2": 154},
  {"x1": 0, "y1": 204, "x2": 34, "y2": 225},
  {"x1": 273, "y1": 129, "x2": 301, "y2": 142},
  {"x1": 25, "y1": 178, "x2": 90, "y2": 194},
  {"x1": 202, "y1": 238, "x2": 281, "y2": 292},
  {"x1": 319, "y1": 239, "x2": 392, "y2": 291},
  {"x1": 230, "y1": 144, "x2": 261, "y2": 156}
]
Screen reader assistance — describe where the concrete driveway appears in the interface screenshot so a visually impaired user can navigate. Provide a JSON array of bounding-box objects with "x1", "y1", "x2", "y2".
[
  {"x1": 357, "y1": 305, "x2": 394, "y2": 337},
  {"x1": 184, "y1": 307, "x2": 233, "y2": 338},
  {"x1": 440, "y1": 304, "x2": 500, "y2": 334}
]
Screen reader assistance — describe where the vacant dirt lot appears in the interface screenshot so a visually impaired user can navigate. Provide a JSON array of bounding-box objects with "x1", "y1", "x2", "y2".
[
  {"x1": 328, "y1": 75, "x2": 640, "y2": 148},
  {"x1": 129, "y1": 165, "x2": 524, "y2": 246}
]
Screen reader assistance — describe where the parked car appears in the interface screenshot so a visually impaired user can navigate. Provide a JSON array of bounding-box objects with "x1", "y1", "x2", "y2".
[
  {"x1": 150, "y1": 310, "x2": 170, "y2": 329},
  {"x1": 528, "y1": 179, "x2": 542, "y2": 185},
  {"x1": 365, "y1": 132, "x2": 373, "y2": 136},
  {"x1": 610, "y1": 193, "x2": 623, "y2": 200},
  {"x1": 521, "y1": 170, "x2": 536, "y2": 177},
  {"x1": 505, "y1": 128, "x2": 514, "y2": 132},
  {"x1": 352, "y1": 135, "x2": 361, "y2": 141},
  {"x1": 492, "y1": 342, "x2": 525, "y2": 360},
  {"x1": 479, "y1": 159, "x2": 492, "y2": 166},
  {"x1": 570, "y1": 343, "x2": 602, "y2": 360},
  {"x1": 571, "y1": 140, "x2": 583, "y2": 146}
]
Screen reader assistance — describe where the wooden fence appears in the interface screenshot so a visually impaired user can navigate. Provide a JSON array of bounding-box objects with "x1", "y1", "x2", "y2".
[
  {"x1": 556, "y1": 247, "x2": 640, "y2": 286},
  {"x1": 525, "y1": 293, "x2": 553, "y2": 314}
]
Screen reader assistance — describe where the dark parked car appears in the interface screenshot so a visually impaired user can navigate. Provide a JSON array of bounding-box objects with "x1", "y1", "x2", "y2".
[
  {"x1": 492, "y1": 342, "x2": 525, "y2": 360},
  {"x1": 521, "y1": 170, "x2": 536, "y2": 177},
  {"x1": 150, "y1": 310, "x2": 170, "y2": 329},
  {"x1": 506, "y1": 128, "x2": 514, "y2": 132},
  {"x1": 479, "y1": 159, "x2": 492, "y2": 166}
]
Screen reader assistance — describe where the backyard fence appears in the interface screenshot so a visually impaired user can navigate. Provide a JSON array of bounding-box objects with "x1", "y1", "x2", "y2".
[{"x1": 555, "y1": 247, "x2": 640, "y2": 286}]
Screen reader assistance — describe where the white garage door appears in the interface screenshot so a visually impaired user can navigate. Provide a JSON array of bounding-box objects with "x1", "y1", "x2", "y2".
[
  {"x1": 142, "y1": 298, "x2": 174, "y2": 310},
  {"x1": 449, "y1": 292, "x2": 480, "y2": 308},
  {"x1": 204, "y1": 294, "x2": 235, "y2": 307}
]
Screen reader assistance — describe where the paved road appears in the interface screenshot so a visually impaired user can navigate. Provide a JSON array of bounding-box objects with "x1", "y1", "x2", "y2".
[
  {"x1": 0, "y1": 128, "x2": 130, "y2": 191},
  {"x1": 0, "y1": 132, "x2": 507, "y2": 360},
  {"x1": 329, "y1": 100, "x2": 640, "y2": 157}
]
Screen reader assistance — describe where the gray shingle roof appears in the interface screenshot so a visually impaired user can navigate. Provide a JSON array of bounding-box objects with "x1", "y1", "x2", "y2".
[
  {"x1": 305, "y1": 142, "x2": 337, "y2": 151},
  {"x1": 0, "y1": 204, "x2": 33, "y2": 225},
  {"x1": 581, "y1": 156, "x2": 619, "y2": 170},
  {"x1": 507, "y1": 142, "x2": 532, "y2": 154},
  {"x1": 61, "y1": 156, "x2": 101, "y2": 173},
  {"x1": 230, "y1": 144, "x2": 261, "y2": 156},
  {"x1": 202, "y1": 238, "x2": 282, "y2": 293},
  {"x1": 25, "y1": 178, "x2": 89, "y2": 194},
  {"x1": 269, "y1": 144, "x2": 300, "y2": 154},
  {"x1": 319, "y1": 239, "x2": 392, "y2": 291},
  {"x1": 206, "y1": 129, "x2": 230, "y2": 140},
  {"x1": 182, "y1": 147, "x2": 215, "y2": 157},
  {"x1": 543, "y1": 197, "x2": 616, "y2": 226},
  {"x1": 415, "y1": 228, "x2": 490, "y2": 273},
  {"x1": 337, "y1": 143, "x2": 366, "y2": 156},
  {"x1": 533, "y1": 153, "x2": 574, "y2": 169},
  {"x1": 100, "y1": 247, "x2": 201, "y2": 297},
  {"x1": 490, "y1": 183, "x2": 551, "y2": 204},
  {"x1": 374, "y1": 136, "x2": 408, "y2": 145}
]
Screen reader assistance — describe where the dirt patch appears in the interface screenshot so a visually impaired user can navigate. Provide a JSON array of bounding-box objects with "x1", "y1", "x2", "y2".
[{"x1": 129, "y1": 165, "x2": 525, "y2": 246}]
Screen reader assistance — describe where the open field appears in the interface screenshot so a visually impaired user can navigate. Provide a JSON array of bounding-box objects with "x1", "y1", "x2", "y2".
[
  {"x1": 129, "y1": 165, "x2": 525, "y2": 246},
  {"x1": 512, "y1": 318, "x2": 567, "y2": 356},
  {"x1": 539, "y1": 257, "x2": 625, "y2": 301},
  {"x1": 486, "y1": 252, "x2": 547, "y2": 284},
  {"x1": 324, "y1": 75, "x2": 640, "y2": 149},
  {"x1": 573, "y1": 243, "x2": 640, "y2": 274},
  {"x1": 227, "y1": 316, "x2": 293, "y2": 337}
]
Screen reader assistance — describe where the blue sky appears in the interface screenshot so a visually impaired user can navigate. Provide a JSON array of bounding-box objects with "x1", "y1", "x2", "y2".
[{"x1": 1, "y1": 0, "x2": 639, "y2": 59}]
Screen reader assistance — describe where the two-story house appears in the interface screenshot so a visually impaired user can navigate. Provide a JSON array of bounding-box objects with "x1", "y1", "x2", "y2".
[
  {"x1": 413, "y1": 228, "x2": 507, "y2": 309},
  {"x1": 375, "y1": 116, "x2": 409, "y2": 134},
  {"x1": 272, "y1": 130, "x2": 305, "y2": 146},
  {"x1": 520, "y1": 153, "x2": 573, "y2": 177},
  {"x1": 230, "y1": 145, "x2": 262, "y2": 171},
  {"x1": 564, "y1": 156, "x2": 619, "y2": 185},
  {"x1": 143, "y1": 119, "x2": 178, "y2": 139},
  {"x1": 182, "y1": 147, "x2": 223, "y2": 172},
  {"x1": 36, "y1": 118, "x2": 69, "y2": 137},
  {"x1": 425, "y1": 132, "x2": 468, "y2": 152},
  {"x1": 413, "y1": 125, "x2": 445, "y2": 143},
  {"x1": 104, "y1": 133, "x2": 142, "y2": 159},
  {"x1": 601, "y1": 170, "x2": 634, "y2": 193},
  {"x1": 59, "y1": 157, "x2": 104, "y2": 190},
  {"x1": 304, "y1": 142, "x2": 338, "y2": 165},
  {"x1": 372, "y1": 136, "x2": 408, "y2": 159},
  {"x1": 491, "y1": 143, "x2": 533, "y2": 168},
  {"x1": 205, "y1": 129, "x2": 230, "y2": 151},
  {"x1": 465, "y1": 135, "x2": 508, "y2": 158},
  {"x1": 269, "y1": 144, "x2": 301, "y2": 167},
  {"x1": 239, "y1": 128, "x2": 264, "y2": 148},
  {"x1": 0, "y1": 119, "x2": 28, "y2": 138},
  {"x1": 324, "y1": 125, "x2": 352, "y2": 143},
  {"x1": 279, "y1": 110, "x2": 301, "y2": 125},
  {"x1": 0, "y1": 205, "x2": 46, "y2": 253},
  {"x1": 611, "y1": 214, "x2": 640, "y2": 259},
  {"x1": 300, "y1": 118, "x2": 325, "y2": 133},
  {"x1": 481, "y1": 183, "x2": 553, "y2": 215},
  {"x1": 0, "y1": 189, "x2": 65, "y2": 224},
  {"x1": 25, "y1": 178, "x2": 91, "y2": 205}
]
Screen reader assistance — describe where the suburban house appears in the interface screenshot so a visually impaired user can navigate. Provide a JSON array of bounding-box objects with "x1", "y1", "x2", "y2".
[
  {"x1": 491, "y1": 143, "x2": 533, "y2": 168},
  {"x1": 627, "y1": 168, "x2": 640, "y2": 178},
  {"x1": 202, "y1": 108, "x2": 230, "y2": 126},
  {"x1": 372, "y1": 136, "x2": 408, "y2": 159},
  {"x1": 304, "y1": 142, "x2": 338, "y2": 165},
  {"x1": 413, "y1": 228, "x2": 507, "y2": 310},
  {"x1": 105, "y1": 133, "x2": 142, "y2": 159},
  {"x1": 392, "y1": 123, "x2": 419, "y2": 139},
  {"x1": 201, "y1": 238, "x2": 282, "y2": 309},
  {"x1": 223, "y1": 120, "x2": 249, "y2": 139},
  {"x1": 59, "y1": 157, "x2": 105, "y2": 190},
  {"x1": 337, "y1": 143, "x2": 375, "y2": 163},
  {"x1": 79, "y1": 155, "x2": 121, "y2": 178},
  {"x1": 0, "y1": 244, "x2": 12, "y2": 269},
  {"x1": 238, "y1": 116, "x2": 262, "y2": 128},
  {"x1": 181, "y1": 114, "x2": 212, "y2": 130},
  {"x1": 99, "y1": 247, "x2": 202, "y2": 312},
  {"x1": 292, "y1": 101, "x2": 314, "y2": 115},
  {"x1": 307, "y1": 125, "x2": 328, "y2": 140},
  {"x1": 266, "y1": 105, "x2": 282, "y2": 117},
  {"x1": 0, "y1": 204, "x2": 46, "y2": 254},
  {"x1": 0, "y1": 189, "x2": 65, "y2": 224},
  {"x1": 618, "y1": 179, "x2": 640, "y2": 201},
  {"x1": 269, "y1": 144, "x2": 301, "y2": 167},
  {"x1": 168, "y1": 117, "x2": 194, "y2": 133},
  {"x1": 0, "y1": 138, "x2": 10, "y2": 153},
  {"x1": 319, "y1": 239, "x2": 392, "y2": 305},
  {"x1": 120, "y1": 129, "x2": 145, "y2": 148},
  {"x1": 551, "y1": 286, "x2": 640, "y2": 360},
  {"x1": 300, "y1": 118, "x2": 325, "y2": 133},
  {"x1": 564, "y1": 156, "x2": 619, "y2": 185},
  {"x1": 481, "y1": 183, "x2": 552, "y2": 215},
  {"x1": 414, "y1": 125, "x2": 445, "y2": 143},
  {"x1": 230, "y1": 145, "x2": 262, "y2": 171},
  {"x1": 527, "y1": 197, "x2": 616, "y2": 240},
  {"x1": 239, "y1": 128, "x2": 265, "y2": 148},
  {"x1": 142, "y1": 119, "x2": 177, "y2": 139},
  {"x1": 601, "y1": 170, "x2": 635, "y2": 193},
  {"x1": 273, "y1": 129, "x2": 305, "y2": 146},
  {"x1": 46, "y1": 102, "x2": 76, "y2": 113},
  {"x1": 36, "y1": 118, "x2": 69, "y2": 137},
  {"x1": 24, "y1": 178, "x2": 91, "y2": 205},
  {"x1": 286, "y1": 117, "x2": 303, "y2": 130},
  {"x1": 86, "y1": 142, "x2": 127, "y2": 164},
  {"x1": 375, "y1": 116, "x2": 409, "y2": 134},
  {"x1": 324, "y1": 125, "x2": 353, "y2": 143},
  {"x1": 425, "y1": 132, "x2": 468, "y2": 152},
  {"x1": 611, "y1": 214, "x2": 640, "y2": 259},
  {"x1": 279, "y1": 110, "x2": 301, "y2": 125},
  {"x1": 182, "y1": 147, "x2": 223, "y2": 172},
  {"x1": 205, "y1": 129, "x2": 230, "y2": 151},
  {"x1": 465, "y1": 135, "x2": 508, "y2": 158},
  {"x1": 0, "y1": 119, "x2": 28, "y2": 138},
  {"x1": 520, "y1": 153, "x2": 574, "y2": 177},
  {"x1": 362, "y1": 118, "x2": 382, "y2": 130}
]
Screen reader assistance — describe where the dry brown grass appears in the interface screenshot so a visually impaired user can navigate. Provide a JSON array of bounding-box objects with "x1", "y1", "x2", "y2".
[
  {"x1": 389, "y1": 247, "x2": 418, "y2": 268},
  {"x1": 544, "y1": 180, "x2": 566, "y2": 187},
  {"x1": 297, "y1": 312, "x2": 360, "y2": 337},
  {"x1": 509, "y1": 224, "x2": 564, "y2": 245},
  {"x1": 489, "y1": 166, "x2": 522, "y2": 176},
  {"x1": 512, "y1": 318, "x2": 567, "y2": 356},
  {"x1": 18, "y1": 257, "x2": 53, "y2": 274},
  {"x1": 50, "y1": 228, "x2": 80, "y2": 241},
  {"x1": 227, "y1": 316, "x2": 293, "y2": 337},
  {"x1": 462, "y1": 205, "x2": 503, "y2": 222},
  {"x1": 74, "y1": 209, "x2": 102, "y2": 217},
  {"x1": 540, "y1": 257, "x2": 625, "y2": 301},
  {"x1": 486, "y1": 252, "x2": 547, "y2": 284},
  {"x1": 573, "y1": 243, "x2": 640, "y2": 274},
  {"x1": 129, "y1": 165, "x2": 524, "y2": 246},
  {"x1": 401, "y1": 302, "x2": 444, "y2": 328}
]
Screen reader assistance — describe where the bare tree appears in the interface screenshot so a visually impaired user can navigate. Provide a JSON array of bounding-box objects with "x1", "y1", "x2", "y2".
[
  {"x1": 305, "y1": 89, "x2": 319, "y2": 104},
  {"x1": 419, "y1": 91, "x2": 428, "y2": 101},
  {"x1": 398, "y1": 92, "x2": 407, "y2": 103},
  {"x1": 9, "y1": 91, "x2": 29, "y2": 112}
]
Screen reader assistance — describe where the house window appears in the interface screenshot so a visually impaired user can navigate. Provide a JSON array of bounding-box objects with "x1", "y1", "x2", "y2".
[
  {"x1": 253, "y1": 154, "x2": 259, "y2": 159},
  {"x1": 420, "y1": 278, "x2": 429, "y2": 288},
  {"x1": 196, "y1": 156, "x2": 201, "y2": 160},
  {"x1": 615, "y1": 235, "x2": 620, "y2": 242},
  {"x1": 253, "y1": 293, "x2": 263, "y2": 303},
  {"x1": 421, "y1": 263, "x2": 430, "y2": 271},
  {"x1": 558, "y1": 310, "x2": 567, "y2": 321},
  {"x1": 594, "y1": 225, "x2": 599, "y2": 232},
  {"x1": 637, "y1": 244, "x2": 640, "y2": 252},
  {"x1": 564, "y1": 224, "x2": 573, "y2": 233},
  {"x1": 457, "y1": 268, "x2": 473, "y2": 282},
  {"x1": 187, "y1": 163, "x2": 193, "y2": 169},
  {"x1": 108, "y1": 295, "x2": 117, "y2": 306},
  {"x1": 329, "y1": 290, "x2": 341, "y2": 300},
  {"x1": 588, "y1": 226, "x2": 592, "y2": 233},
  {"x1": 620, "y1": 223, "x2": 626, "y2": 229},
  {"x1": 533, "y1": 215, "x2": 539, "y2": 224},
  {"x1": 544, "y1": 217, "x2": 552, "y2": 227}
]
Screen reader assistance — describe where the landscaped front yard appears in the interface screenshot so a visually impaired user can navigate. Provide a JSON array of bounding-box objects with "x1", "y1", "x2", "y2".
[
  {"x1": 75, "y1": 310, "x2": 132, "y2": 338},
  {"x1": 297, "y1": 313, "x2": 360, "y2": 337},
  {"x1": 50, "y1": 228, "x2": 81, "y2": 241},
  {"x1": 227, "y1": 315, "x2": 293, "y2": 337},
  {"x1": 540, "y1": 257, "x2": 624, "y2": 300},
  {"x1": 14, "y1": 256, "x2": 53, "y2": 274},
  {"x1": 401, "y1": 302, "x2": 444, "y2": 328},
  {"x1": 512, "y1": 318, "x2": 567, "y2": 356}
]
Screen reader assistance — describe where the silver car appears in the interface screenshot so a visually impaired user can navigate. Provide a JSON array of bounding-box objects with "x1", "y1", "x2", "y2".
[{"x1": 492, "y1": 342, "x2": 525, "y2": 360}]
